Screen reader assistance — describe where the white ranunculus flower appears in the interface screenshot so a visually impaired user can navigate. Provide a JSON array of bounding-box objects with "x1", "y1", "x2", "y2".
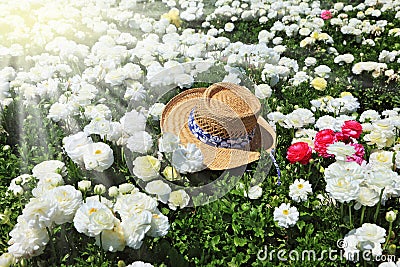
[
  {"x1": 21, "y1": 197, "x2": 58, "y2": 228},
  {"x1": 255, "y1": 84, "x2": 272, "y2": 99},
  {"x1": 82, "y1": 142, "x2": 114, "y2": 172},
  {"x1": 95, "y1": 221, "x2": 125, "y2": 252},
  {"x1": 325, "y1": 176, "x2": 361, "y2": 203},
  {"x1": 149, "y1": 103, "x2": 165, "y2": 120},
  {"x1": 73, "y1": 199, "x2": 114, "y2": 237},
  {"x1": 172, "y1": 144, "x2": 204, "y2": 174},
  {"x1": 273, "y1": 203, "x2": 299, "y2": 228},
  {"x1": 158, "y1": 133, "x2": 180, "y2": 153},
  {"x1": 168, "y1": 189, "x2": 190, "y2": 210},
  {"x1": 324, "y1": 161, "x2": 364, "y2": 181},
  {"x1": 315, "y1": 115, "x2": 337, "y2": 130},
  {"x1": 132, "y1": 156, "x2": 161, "y2": 181},
  {"x1": 126, "y1": 262, "x2": 154, "y2": 267},
  {"x1": 114, "y1": 193, "x2": 158, "y2": 221},
  {"x1": 44, "y1": 185, "x2": 83, "y2": 224},
  {"x1": 83, "y1": 117, "x2": 112, "y2": 138},
  {"x1": 355, "y1": 223, "x2": 386, "y2": 244},
  {"x1": 145, "y1": 180, "x2": 171, "y2": 203},
  {"x1": 8, "y1": 219, "x2": 49, "y2": 258},
  {"x1": 369, "y1": 151, "x2": 394, "y2": 169},
  {"x1": 63, "y1": 132, "x2": 93, "y2": 163},
  {"x1": 32, "y1": 160, "x2": 66, "y2": 178},
  {"x1": 88, "y1": 207, "x2": 117, "y2": 236},
  {"x1": 104, "y1": 68, "x2": 126, "y2": 86},
  {"x1": 354, "y1": 186, "x2": 380, "y2": 210},
  {"x1": 327, "y1": 142, "x2": 356, "y2": 161},
  {"x1": 147, "y1": 209, "x2": 170, "y2": 237},
  {"x1": 121, "y1": 211, "x2": 152, "y2": 249},
  {"x1": 224, "y1": 22, "x2": 235, "y2": 32},
  {"x1": 244, "y1": 185, "x2": 263, "y2": 199},
  {"x1": 121, "y1": 110, "x2": 147, "y2": 135},
  {"x1": 126, "y1": 131, "x2": 153, "y2": 154},
  {"x1": 289, "y1": 179, "x2": 313, "y2": 202},
  {"x1": 0, "y1": 253, "x2": 15, "y2": 266},
  {"x1": 47, "y1": 102, "x2": 72, "y2": 122}
]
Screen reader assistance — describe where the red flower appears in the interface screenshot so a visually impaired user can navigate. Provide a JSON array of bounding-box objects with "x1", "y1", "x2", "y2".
[
  {"x1": 314, "y1": 129, "x2": 336, "y2": 158},
  {"x1": 287, "y1": 142, "x2": 312, "y2": 165},
  {"x1": 342, "y1": 120, "x2": 363, "y2": 139},
  {"x1": 335, "y1": 132, "x2": 350, "y2": 143},
  {"x1": 321, "y1": 10, "x2": 333, "y2": 20}
]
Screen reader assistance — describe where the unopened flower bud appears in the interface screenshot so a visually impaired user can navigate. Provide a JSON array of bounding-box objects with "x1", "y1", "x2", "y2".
[
  {"x1": 108, "y1": 186, "x2": 119, "y2": 197},
  {"x1": 118, "y1": 260, "x2": 126, "y2": 267},
  {"x1": 78, "y1": 180, "x2": 91, "y2": 192},
  {"x1": 388, "y1": 244, "x2": 396, "y2": 255},
  {"x1": 386, "y1": 211, "x2": 397, "y2": 223},
  {"x1": 2, "y1": 145, "x2": 10, "y2": 151},
  {"x1": 163, "y1": 166, "x2": 181, "y2": 181},
  {"x1": 94, "y1": 184, "x2": 106, "y2": 195}
]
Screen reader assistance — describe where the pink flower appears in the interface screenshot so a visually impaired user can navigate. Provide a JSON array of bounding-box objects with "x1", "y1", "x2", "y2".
[
  {"x1": 321, "y1": 10, "x2": 333, "y2": 20},
  {"x1": 346, "y1": 155, "x2": 365, "y2": 165},
  {"x1": 346, "y1": 143, "x2": 365, "y2": 165}
]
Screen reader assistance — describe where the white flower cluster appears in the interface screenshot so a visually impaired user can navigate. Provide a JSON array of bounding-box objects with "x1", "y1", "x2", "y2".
[
  {"x1": 74, "y1": 189, "x2": 170, "y2": 252},
  {"x1": 324, "y1": 159, "x2": 400, "y2": 208},
  {"x1": 267, "y1": 108, "x2": 315, "y2": 129},
  {"x1": 342, "y1": 223, "x2": 386, "y2": 262},
  {"x1": 7, "y1": 161, "x2": 83, "y2": 259},
  {"x1": 310, "y1": 93, "x2": 360, "y2": 115}
]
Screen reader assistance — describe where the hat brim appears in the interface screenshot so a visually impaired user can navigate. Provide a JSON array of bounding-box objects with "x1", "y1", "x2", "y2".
[{"x1": 160, "y1": 87, "x2": 276, "y2": 170}]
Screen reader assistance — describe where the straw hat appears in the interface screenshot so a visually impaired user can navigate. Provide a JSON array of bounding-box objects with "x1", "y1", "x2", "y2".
[{"x1": 160, "y1": 82, "x2": 276, "y2": 170}]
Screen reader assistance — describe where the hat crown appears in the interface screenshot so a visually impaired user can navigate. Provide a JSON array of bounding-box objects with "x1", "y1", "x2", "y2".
[{"x1": 194, "y1": 82, "x2": 261, "y2": 139}]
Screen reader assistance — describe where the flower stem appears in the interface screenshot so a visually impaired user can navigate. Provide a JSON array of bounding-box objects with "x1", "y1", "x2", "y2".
[
  {"x1": 349, "y1": 204, "x2": 353, "y2": 228},
  {"x1": 374, "y1": 188, "x2": 385, "y2": 223},
  {"x1": 360, "y1": 206, "x2": 366, "y2": 225},
  {"x1": 384, "y1": 222, "x2": 393, "y2": 250},
  {"x1": 46, "y1": 227, "x2": 57, "y2": 265}
]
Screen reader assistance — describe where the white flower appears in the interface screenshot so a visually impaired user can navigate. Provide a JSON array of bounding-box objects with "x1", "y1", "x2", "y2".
[
  {"x1": 47, "y1": 102, "x2": 72, "y2": 122},
  {"x1": 315, "y1": 115, "x2": 337, "y2": 130},
  {"x1": 43, "y1": 185, "x2": 82, "y2": 225},
  {"x1": 145, "y1": 180, "x2": 171, "y2": 203},
  {"x1": 32, "y1": 160, "x2": 66, "y2": 178},
  {"x1": 126, "y1": 131, "x2": 153, "y2": 154},
  {"x1": 149, "y1": 103, "x2": 165, "y2": 120},
  {"x1": 255, "y1": 84, "x2": 272, "y2": 99},
  {"x1": 132, "y1": 156, "x2": 161, "y2": 181},
  {"x1": 158, "y1": 133, "x2": 180, "y2": 153},
  {"x1": 168, "y1": 190, "x2": 190, "y2": 210},
  {"x1": 224, "y1": 22, "x2": 235, "y2": 32},
  {"x1": 314, "y1": 65, "x2": 331, "y2": 78},
  {"x1": 63, "y1": 132, "x2": 93, "y2": 163},
  {"x1": 369, "y1": 151, "x2": 394, "y2": 169},
  {"x1": 95, "y1": 222, "x2": 125, "y2": 252},
  {"x1": 121, "y1": 211, "x2": 152, "y2": 249},
  {"x1": 114, "y1": 193, "x2": 158, "y2": 221},
  {"x1": 124, "y1": 81, "x2": 146, "y2": 101},
  {"x1": 105, "y1": 68, "x2": 126, "y2": 86},
  {"x1": 84, "y1": 117, "x2": 111, "y2": 138},
  {"x1": 172, "y1": 144, "x2": 204, "y2": 174},
  {"x1": 355, "y1": 223, "x2": 386, "y2": 244},
  {"x1": 73, "y1": 199, "x2": 115, "y2": 237},
  {"x1": 126, "y1": 261, "x2": 154, "y2": 267},
  {"x1": 82, "y1": 142, "x2": 114, "y2": 172},
  {"x1": 244, "y1": 185, "x2": 263, "y2": 199},
  {"x1": 8, "y1": 220, "x2": 49, "y2": 258},
  {"x1": 289, "y1": 179, "x2": 313, "y2": 202},
  {"x1": 147, "y1": 209, "x2": 170, "y2": 237},
  {"x1": 273, "y1": 203, "x2": 299, "y2": 228},
  {"x1": 327, "y1": 142, "x2": 356, "y2": 161},
  {"x1": 121, "y1": 110, "x2": 147, "y2": 135},
  {"x1": 354, "y1": 186, "x2": 380, "y2": 210},
  {"x1": 0, "y1": 253, "x2": 15, "y2": 267},
  {"x1": 21, "y1": 197, "x2": 58, "y2": 228},
  {"x1": 304, "y1": 57, "x2": 317, "y2": 66}
]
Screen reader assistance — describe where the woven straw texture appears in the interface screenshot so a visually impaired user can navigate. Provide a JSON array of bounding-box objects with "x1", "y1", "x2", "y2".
[{"x1": 160, "y1": 83, "x2": 276, "y2": 170}]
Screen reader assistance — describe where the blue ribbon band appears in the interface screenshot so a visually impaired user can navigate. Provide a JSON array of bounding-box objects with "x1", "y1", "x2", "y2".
[{"x1": 188, "y1": 109, "x2": 255, "y2": 149}]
